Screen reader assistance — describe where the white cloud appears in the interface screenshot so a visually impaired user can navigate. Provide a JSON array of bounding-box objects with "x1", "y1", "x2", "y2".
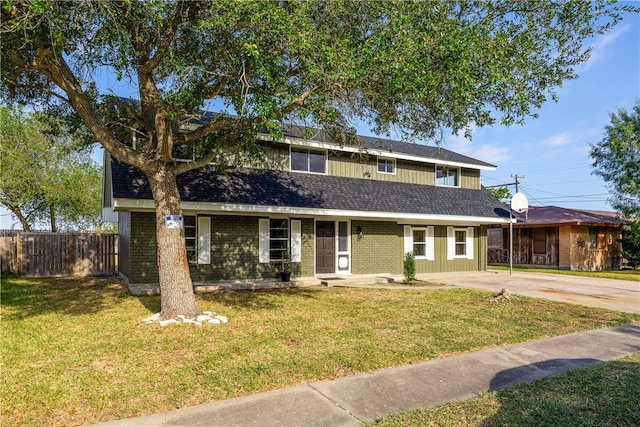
[
  {"x1": 446, "y1": 129, "x2": 510, "y2": 164},
  {"x1": 542, "y1": 132, "x2": 573, "y2": 147},
  {"x1": 578, "y1": 24, "x2": 629, "y2": 72}
]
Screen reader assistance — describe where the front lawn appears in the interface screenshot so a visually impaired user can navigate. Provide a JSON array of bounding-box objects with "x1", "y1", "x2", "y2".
[
  {"x1": 2, "y1": 276, "x2": 638, "y2": 426},
  {"x1": 376, "y1": 352, "x2": 640, "y2": 426}
]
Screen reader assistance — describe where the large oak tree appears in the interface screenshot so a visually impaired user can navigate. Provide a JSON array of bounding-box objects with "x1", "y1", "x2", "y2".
[{"x1": 2, "y1": 0, "x2": 635, "y2": 319}]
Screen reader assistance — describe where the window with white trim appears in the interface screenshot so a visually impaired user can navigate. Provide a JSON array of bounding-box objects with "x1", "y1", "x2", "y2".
[
  {"x1": 377, "y1": 157, "x2": 396, "y2": 174},
  {"x1": 291, "y1": 147, "x2": 326, "y2": 173},
  {"x1": 455, "y1": 229, "x2": 467, "y2": 256},
  {"x1": 269, "y1": 218, "x2": 289, "y2": 261},
  {"x1": 259, "y1": 218, "x2": 301, "y2": 264},
  {"x1": 447, "y1": 226, "x2": 474, "y2": 260},
  {"x1": 436, "y1": 165, "x2": 459, "y2": 187},
  {"x1": 413, "y1": 229, "x2": 427, "y2": 257},
  {"x1": 403, "y1": 225, "x2": 434, "y2": 260},
  {"x1": 184, "y1": 215, "x2": 211, "y2": 264},
  {"x1": 185, "y1": 215, "x2": 197, "y2": 263}
]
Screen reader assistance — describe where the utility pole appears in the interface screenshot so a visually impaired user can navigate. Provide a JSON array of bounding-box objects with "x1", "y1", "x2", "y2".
[{"x1": 511, "y1": 174, "x2": 525, "y2": 193}]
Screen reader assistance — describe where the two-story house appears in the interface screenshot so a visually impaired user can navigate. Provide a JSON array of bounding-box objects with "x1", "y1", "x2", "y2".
[{"x1": 102, "y1": 126, "x2": 510, "y2": 285}]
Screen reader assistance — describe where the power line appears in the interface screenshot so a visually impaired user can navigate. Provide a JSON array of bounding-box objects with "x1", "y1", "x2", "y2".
[{"x1": 511, "y1": 174, "x2": 525, "y2": 193}]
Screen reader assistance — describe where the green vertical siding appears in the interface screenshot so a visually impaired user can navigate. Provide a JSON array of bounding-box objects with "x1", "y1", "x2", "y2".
[
  {"x1": 328, "y1": 156, "x2": 435, "y2": 185},
  {"x1": 460, "y1": 168, "x2": 481, "y2": 190},
  {"x1": 256, "y1": 144, "x2": 482, "y2": 190},
  {"x1": 263, "y1": 143, "x2": 289, "y2": 170}
]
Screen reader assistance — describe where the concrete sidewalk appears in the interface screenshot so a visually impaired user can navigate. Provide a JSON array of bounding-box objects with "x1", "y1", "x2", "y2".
[{"x1": 90, "y1": 324, "x2": 640, "y2": 427}]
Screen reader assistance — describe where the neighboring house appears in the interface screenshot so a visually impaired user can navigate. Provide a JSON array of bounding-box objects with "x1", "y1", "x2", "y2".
[
  {"x1": 488, "y1": 206, "x2": 629, "y2": 271},
  {"x1": 103, "y1": 126, "x2": 510, "y2": 285}
]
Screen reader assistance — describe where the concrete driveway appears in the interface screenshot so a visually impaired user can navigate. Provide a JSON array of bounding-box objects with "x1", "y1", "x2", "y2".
[{"x1": 418, "y1": 270, "x2": 640, "y2": 314}]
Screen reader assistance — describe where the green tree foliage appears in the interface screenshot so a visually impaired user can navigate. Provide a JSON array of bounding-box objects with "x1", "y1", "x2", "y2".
[
  {"x1": 590, "y1": 101, "x2": 640, "y2": 218},
  {"x1": 0, "y1": 106, "x2": 102, "y2": 231},
  {"x1": 2, "y1": 0, "x2": 635, "y2": 318},
  {"x1": 487, "y1": 187, "x2": 512, "y2": 203}
]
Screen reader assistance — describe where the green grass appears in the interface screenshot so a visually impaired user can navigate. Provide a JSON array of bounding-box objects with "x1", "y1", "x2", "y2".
[
  {"x1": 375, "y1": 352, "x2": 640, "y2": 427},
  {"x1": 490, "y1": 265, "x2": 640, "y2": 281},
  {"x1": 2, "y1": 276, "x2": 639, "y2": 426}
]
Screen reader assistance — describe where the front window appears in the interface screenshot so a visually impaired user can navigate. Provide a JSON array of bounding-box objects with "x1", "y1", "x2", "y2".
[
  {"x1": 291, "y1": 147, "x2": 326, "y2": 173},
  {"x1": 269, "y1": 218, "x2": 289, "y2": 261},
  {"x1": 413, "y1": 229, "x2": 426, "y2": 257},
  {"x1": 455, "y1": 229, "x2": 466, "y2": 256},
  {"x1": 436, "y1": 166, "x2": 459, "y2": 187},
  {"x1": 184, "y1": 215, "x2": 196, "y2": 263},
  {"x1": 377, "y1": 157, "x2": 396, "y2": 174}
]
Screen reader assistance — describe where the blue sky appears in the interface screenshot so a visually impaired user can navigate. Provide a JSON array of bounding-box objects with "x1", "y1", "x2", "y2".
[
  {"x1": 443, "y1": 13, "x2": 639, "y2": 211},
  {"x1": 1, "y1": 11, "x2": 638, "y2": 229}
]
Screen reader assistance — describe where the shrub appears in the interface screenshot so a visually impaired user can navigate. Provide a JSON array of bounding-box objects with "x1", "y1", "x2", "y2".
[{"x1": 403, "y1": 251, "x2": 416, "y2": 283}]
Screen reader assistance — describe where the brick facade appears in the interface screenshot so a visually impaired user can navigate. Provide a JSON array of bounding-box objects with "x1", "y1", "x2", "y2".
[{"x1": 123, "y1": 213, "x2": 487, "y2": 284}]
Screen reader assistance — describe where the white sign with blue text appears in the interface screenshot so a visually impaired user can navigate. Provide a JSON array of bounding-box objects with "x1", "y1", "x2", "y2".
[{"x1": 165, "y1": 215, "x2": 183, "y2": 230}]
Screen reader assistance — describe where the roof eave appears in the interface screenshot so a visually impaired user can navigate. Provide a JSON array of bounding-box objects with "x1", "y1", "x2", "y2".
[{"x1": 113, "y1": 198, "x2": 510, "y2": 225}]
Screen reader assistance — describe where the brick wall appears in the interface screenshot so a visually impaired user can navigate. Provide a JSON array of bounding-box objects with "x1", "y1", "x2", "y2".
[
  {"x1": 128, "y1": 212, "x2": 159, "y2": 284},
  {"x1": 351, "y1": 220, "x2": 402, "y2": 275}
]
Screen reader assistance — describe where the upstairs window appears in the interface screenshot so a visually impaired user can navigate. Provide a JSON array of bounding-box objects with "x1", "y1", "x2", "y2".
[
  {"x1": 291, "y1": 147, "x2": 326, "y2": 174},
  {"x1": 377, "y1": 157, "x2": 396, "y2": 174},
  {"x1": 436, "y1": 166, "x2": 459, "y2": 187}
]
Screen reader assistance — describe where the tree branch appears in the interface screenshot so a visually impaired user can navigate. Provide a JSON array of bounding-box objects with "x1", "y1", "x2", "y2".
[
  {"x1": 33, "y1": 48, "x2": 143, "y2": 169},
  {"x1": 144, "y1": 2, "x2": 199, "y2": 73}
]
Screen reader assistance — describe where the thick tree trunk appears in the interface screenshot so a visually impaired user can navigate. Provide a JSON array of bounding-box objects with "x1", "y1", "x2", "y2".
[{"x1": 146, "y1": 164, "x2": 200, "y2": 319}]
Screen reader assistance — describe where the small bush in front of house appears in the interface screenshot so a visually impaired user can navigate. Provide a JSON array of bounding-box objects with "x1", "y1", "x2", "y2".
[{"x1": 404, "y1": 251, "x2": 416, "y2": 283}]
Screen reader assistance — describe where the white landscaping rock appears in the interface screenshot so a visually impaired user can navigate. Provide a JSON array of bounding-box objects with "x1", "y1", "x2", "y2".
[
  {"x1": 142, "y1": 312, "x2": 161, "y2": 324},
  {"x1": 159, "y1": 318, "x2": 179, "y2": 327},
  {"x1": 143, "y1": 311, "x2": 228, "y2": 326}
]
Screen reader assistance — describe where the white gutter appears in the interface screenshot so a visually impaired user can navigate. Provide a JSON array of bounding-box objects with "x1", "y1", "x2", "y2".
[{"x1": 113, "y1": 198, "x2": 511, "y2": 225}]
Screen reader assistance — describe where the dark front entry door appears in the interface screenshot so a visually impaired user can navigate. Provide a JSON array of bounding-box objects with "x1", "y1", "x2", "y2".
[{"x1": 316, "y1": 221, "x2": 335, "y2": 274}]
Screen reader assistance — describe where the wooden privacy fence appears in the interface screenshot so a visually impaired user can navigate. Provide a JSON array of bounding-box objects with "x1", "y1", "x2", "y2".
[{"x1": 0, "y1": 232, "x2": 118, "y2": 278}]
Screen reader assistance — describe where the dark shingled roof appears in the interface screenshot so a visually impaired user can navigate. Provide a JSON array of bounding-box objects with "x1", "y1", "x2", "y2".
[
  {"x1": 511, "y1": 206, "x2": 630, "y2": 227},
  {"x1": 111, "y1": 160, "x2": 508, "y2": 220}
]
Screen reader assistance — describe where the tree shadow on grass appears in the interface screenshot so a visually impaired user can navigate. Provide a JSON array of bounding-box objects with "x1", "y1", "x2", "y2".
[
  {"x1": 1, "y1": 275, "x2": 132, "y2": 319},
  {"x1": 481, "y1": 357, "x2": 640, "y2": 426},
  {"x1": 134, "y1": 286, "x2": 322, "y2": 315},
  {"x1": 198, "y1": 287, "x2": 322, "y2": 311}
]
